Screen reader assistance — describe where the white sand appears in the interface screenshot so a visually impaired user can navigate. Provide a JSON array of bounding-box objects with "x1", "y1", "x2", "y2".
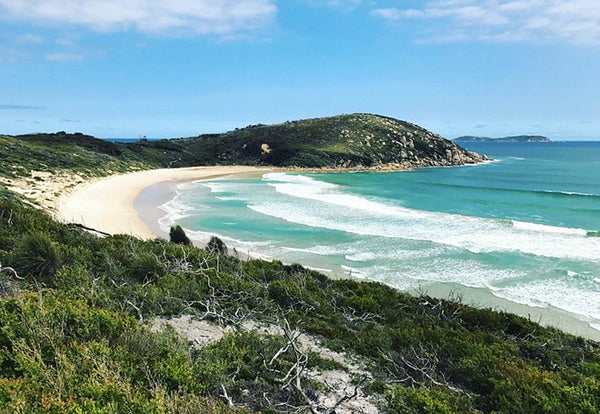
[{"x1": 56, "y1": 166, "x2": 271, "y2": 239}]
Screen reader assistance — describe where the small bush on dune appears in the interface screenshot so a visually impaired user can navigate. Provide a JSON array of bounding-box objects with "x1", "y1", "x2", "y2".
[
  {"x1": 169, "y1": 225, "x2": 192, "y2": 246},
  {"x1": 206, "y1": 236, "x2": 227, "y2": 256}
]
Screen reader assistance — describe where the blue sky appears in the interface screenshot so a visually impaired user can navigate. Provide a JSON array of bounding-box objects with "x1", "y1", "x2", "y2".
[{"x1": 1, "y1": 0, "x2": 599, "y2": 140}]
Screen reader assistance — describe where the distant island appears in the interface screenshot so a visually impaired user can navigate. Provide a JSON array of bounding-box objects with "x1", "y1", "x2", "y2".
[{"x1": 454, "y1": 135, "x2": 551, "y2": 143}]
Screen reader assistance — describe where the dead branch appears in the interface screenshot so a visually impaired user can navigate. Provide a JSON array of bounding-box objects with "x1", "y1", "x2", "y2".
[
  {"x1": 0, "y1": 263, "x2": 22, "y2": 279},
  {"x1": 220, "y1": 384, "x2": 234, "y2": 408},
  {"x1": 126, "y1": 299, "x2": 144, "y2": 323},
  {"x1": 325, "y1": 376, "x2": 367, "y2": 414},
  {"x1": 399, "y1": 346, "x2": 464, "y2": 394}
]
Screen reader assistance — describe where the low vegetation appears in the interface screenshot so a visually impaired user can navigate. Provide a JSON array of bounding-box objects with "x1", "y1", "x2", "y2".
[
  {"x1": 0, "y1": 132, "x2": 154, "y2": 179},
  {"x1": 0, "y1": 196, "x2": 599, "y2": 413}
]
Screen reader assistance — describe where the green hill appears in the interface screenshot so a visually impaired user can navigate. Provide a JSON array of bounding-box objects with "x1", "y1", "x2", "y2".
[
  {"x1": 173, "y1": 113, "x2": 485, "y2": 168},
  {"x1": 1, "y1": 114, "x2": 484, "y2": 182}
]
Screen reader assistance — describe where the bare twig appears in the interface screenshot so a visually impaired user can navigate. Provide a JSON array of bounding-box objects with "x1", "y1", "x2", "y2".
[
  {"x1": 325, "y1": 376, "x2": 367, "y2": 414},
  {"x1": 0, "y1": 263, "x2": 22, "y2": 279},
  {"x1": 220, "y1": 384, "x2": 234, "y2": 408}
]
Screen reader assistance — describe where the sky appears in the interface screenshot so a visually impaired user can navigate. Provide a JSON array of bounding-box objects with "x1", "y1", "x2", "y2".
[{"x1": 0, "y1": 0, "x2": 599, "y2": 140}]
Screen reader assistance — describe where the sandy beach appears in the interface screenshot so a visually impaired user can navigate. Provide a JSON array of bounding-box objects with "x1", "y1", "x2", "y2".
[{"x1": 56, "y1": 166, "x2": 271, "y2": 240}]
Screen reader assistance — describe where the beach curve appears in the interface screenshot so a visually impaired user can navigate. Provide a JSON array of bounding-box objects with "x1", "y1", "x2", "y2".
[{"x1": 56, "y1": 166, "x2": 272, "y2": 240}]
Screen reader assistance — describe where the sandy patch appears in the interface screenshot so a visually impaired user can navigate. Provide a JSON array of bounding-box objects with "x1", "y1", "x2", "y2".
[
  {"x1": 150, "y1": 315, "x2": 380, "y2": 413},
  {"x1": 0, "y1": 170, "x2": 88, "y2": 211}
]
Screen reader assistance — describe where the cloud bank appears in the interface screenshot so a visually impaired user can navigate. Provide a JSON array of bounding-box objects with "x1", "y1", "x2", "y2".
[
  {"x1": 372, "y1": 0, "x2": 600, "y2": 45},
  {"x1": 0, "y1": 0, "x2": 277, "y2": 35}
]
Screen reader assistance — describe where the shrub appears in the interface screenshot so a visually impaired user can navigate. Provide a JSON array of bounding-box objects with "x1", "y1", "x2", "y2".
[
  {"x1": 169, "y1": 225, "x2": 192, "y2": 246},
  {"x1": 206, "y1": 236, "x2": 227, "y2": 256},
  {"x1": 387, "y1": 385, "x2": 478, "y2": 414},
  {"x1": 9, "y1": 232, "x2": 62, "y2": 285},
  {"x1": 127, "y1": 251, "x2": 167, "y2": 283}
]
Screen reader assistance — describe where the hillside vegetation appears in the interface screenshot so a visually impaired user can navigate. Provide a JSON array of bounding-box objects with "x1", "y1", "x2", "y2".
[
  {"x1": 1, "y1": 196, "x2": 600, "y2": 413},
  {"x1": 176, "y1": 114, "x2": 484, "y2": 168},
  {"x1": 1, "y1": 114, "x2": 483, "y2": 181}
]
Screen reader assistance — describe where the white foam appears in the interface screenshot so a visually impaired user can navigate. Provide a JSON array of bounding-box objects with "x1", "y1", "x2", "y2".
[
  {"x1": 386, "y1": 259, "x2": 517, "y2": 290},
  {"x1": 263, "y1": 173, "x2": 429, "y2": 220},
  {"x1": 201, "y1": 181, "x2": 237, "y2": 193},
  {"x1": 495, "y1": 279, "x2": 600, "y2": 321},
  {"x1": 251, "y1": 173, "x2": 600, "y2": 262},
  {"x1": 281, "y1": 245, "x2": 346, "y2": 256},
  {"x1": 157, "y1": 190, "x2": 195, "y2": 231},
  {"x1": 541, "y1": 189, "x2": 598, "y2": 197},
  {"x1": 345, "y1": 252, "x2": 380, "y2": 262},
  {"x1": 180, "y1": 227, "x2": 275, "y2": 252},
  {"x1": 215, "y1": 196, "x2": 242, "y2": 201},
  {"x1": 589, "y1": 323, "x2": 600, "y2": 333},
  {"x1": 511, "y1": 220, "x2": 588, "y2": 236}
]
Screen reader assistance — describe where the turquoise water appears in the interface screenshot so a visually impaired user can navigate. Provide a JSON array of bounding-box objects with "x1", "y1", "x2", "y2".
[{"x1": 159, "y1": 142, "x2": 600, "y2": 333}]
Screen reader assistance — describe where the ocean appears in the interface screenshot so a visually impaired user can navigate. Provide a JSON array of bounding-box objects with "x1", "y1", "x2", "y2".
[{"x1": 157, "y1": 142, "x2": 600, "y2": 337}]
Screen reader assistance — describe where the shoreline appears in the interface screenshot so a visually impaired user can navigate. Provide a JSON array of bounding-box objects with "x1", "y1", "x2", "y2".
[
  {"x1": 55, "y1": 164, "x2": 600, "y2": 341},
  {"x1": 420, "y1": 282, "x2": 600, "y2": 341},
  {"x1": 56, "y1": 166, "x2": 272, "y2": 240}
]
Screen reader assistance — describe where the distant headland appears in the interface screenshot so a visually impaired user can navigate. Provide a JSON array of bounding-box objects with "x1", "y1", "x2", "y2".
[
  {"x1": 4, "y1": 113, "x2": 486, "y2": 172},
  {"x1": 454, "y1": 135, "x2": 551, "y2": 143}
]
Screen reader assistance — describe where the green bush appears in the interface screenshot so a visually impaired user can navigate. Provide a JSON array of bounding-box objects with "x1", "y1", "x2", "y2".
[
  {"x1": 127, "y1": 251, "x2": 167, "y2": 283},
  {"x1": 387, "y1": 386, "x2": 478, "y2": 414},
  {"x1": 9, "y1": 232, "x2": 62, "y2": 285},
  {"x1": 169, "y1": 225, "x2": 192, "y2": 246},
  {"x1": 206, "y1": 236, "x2": 227, "y2": 256}
]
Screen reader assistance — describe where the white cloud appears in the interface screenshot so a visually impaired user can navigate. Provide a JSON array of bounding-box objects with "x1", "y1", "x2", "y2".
[
  {"x1": 371, "y1": 8, "x2": 406, "y2": 20},
  {"x1": 0, "y1": 0, "x2": 277, "y2": 36},
  {"x1": 45, "y1": 52, "x2": 85, "y2": 62},
  {"x1": 18, "y1": 33, "x2": 44, "y2": 43},
  {"x1": 327, "y1": 0, "x2": 364, "y2": 7},
  {"x1": 371, "y1": 0, "x2": 600, "y2": 45}
]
